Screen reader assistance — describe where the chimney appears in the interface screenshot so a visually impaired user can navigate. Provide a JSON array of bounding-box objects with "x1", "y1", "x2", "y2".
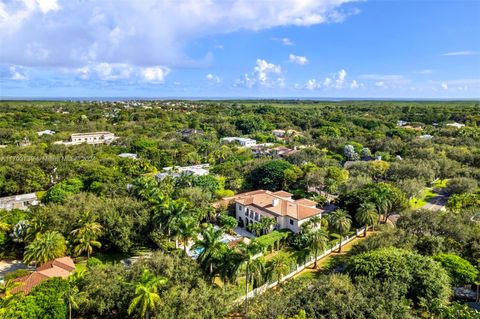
[{"x1": 272, "y1": 198, "x2": 279, "y2": 206}]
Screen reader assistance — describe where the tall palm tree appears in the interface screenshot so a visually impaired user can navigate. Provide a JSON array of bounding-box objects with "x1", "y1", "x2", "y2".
[
  {"x1": 157, "y1": 199, "x2": 189, "y2": 245},
  {"x1": 269, "y1": 254, "x2": 290, "y2": 285},
  {"x1": 247, "y1": 258, "x2": 265, "y2": 290},
  {"x1": 329, "y1": 209, "x2": 352, "y2": 253},
  {"x1": 218, "y1": 249, "x2": 243, "y2": 286},
  {"x1": 175, "y1": 215, "x2": 198, "y2": 254},
  {"x1": 128, "y1": 268, "x2": 167, "y2": 319},
  {"x1": 303, "y1": 219, "x2": 329, "y2": 268},
  {"x1": 193, "y1": 225, "x2": 226, "y2": 277},
  {"x1": 355, "y1": 202, "x2": 379, "y2": 236},
  {"x1": 23, "y1": 230, "x2": 67, "y2": 265},
  {"x1": 237, "y1": 240, "x2": 262, "y2": 314},
  {"x1": 71, "y1": 212, "x2": 103, "y2": 259}
]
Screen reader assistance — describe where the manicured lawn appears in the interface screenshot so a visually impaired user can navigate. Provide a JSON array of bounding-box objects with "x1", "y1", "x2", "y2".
[{"x1": 409, "y1": 188, "x2": 438, "y2": 209}]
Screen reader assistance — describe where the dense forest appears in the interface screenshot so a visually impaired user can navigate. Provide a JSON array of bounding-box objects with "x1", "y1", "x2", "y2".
[{"x1": 0, "y1": 100, "x2": 479, "y2": 319}]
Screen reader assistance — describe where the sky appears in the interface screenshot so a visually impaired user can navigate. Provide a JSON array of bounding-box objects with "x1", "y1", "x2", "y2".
[{"x1": 0, "y1": 0, "x2": 479, "y2": 99}]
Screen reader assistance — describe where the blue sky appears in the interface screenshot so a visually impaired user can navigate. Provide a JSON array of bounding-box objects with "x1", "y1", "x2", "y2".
[{"x1": 0, "y1": 0, "x2": 479, "y2": 98}]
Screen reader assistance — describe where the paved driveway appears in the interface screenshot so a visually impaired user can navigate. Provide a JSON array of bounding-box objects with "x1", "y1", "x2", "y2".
[
  {"x1": 0, "y1": 260, "x2": 32, "y2": 281},
  {"x1": 422, "y1": 195, "x2": 448, "y2": 211}
]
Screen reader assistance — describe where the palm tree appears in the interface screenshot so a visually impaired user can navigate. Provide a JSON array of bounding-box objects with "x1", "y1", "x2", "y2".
[
  {"x1": 71, "y1": 212, "x2": 103, "y2": 259},
  {"x1": 23, "y1": 230, "x2": 67, "y2": 265},
  {"x1": 248, "y1": 258, "x2": 265, "y2": 290},
  {"x1": 247, "y1": 222, "x2": 263, "y2": 237},
  {"x1": 158, "y1": 199, "x2": 189, "y2": 246},
  {"x1": 128, "y1": 268, "x2": 167, "y2": 319},
  {"x1": 194, "y1": 225, "x2": 226, "y2": 277},
  {"x1": 259, "y1": 217, "x2": 276, "y2": 235},
  {"x1": 218, "y1": 249, "x2": 243, "y2": 286},
  {"x1": 303, "y1": 219, "x2": 329, "y2": 268},
  {"x1": 175, "y1": 215, "x2": 198, "y2": 254},
  {"x1": 355, "y1": 202, "x2": 379, "y2": 236},
  {"x1": 329, "y1": 209, "x2": 352, "y2": 253},
  {"x1": 269, "y1": 254, "x2": 290, "y2": 285},
  {"x1": 66, "y1": 285, "x2": 80, "y2": 319},
  {"x1": 25, "y1": 215, "x2": 48, "y2": 242},
  {"x1": 237, "y1": 240, "x2": 262, "y2": 314}
]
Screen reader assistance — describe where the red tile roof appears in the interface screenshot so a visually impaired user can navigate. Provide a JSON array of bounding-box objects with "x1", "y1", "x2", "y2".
[
  {"x1": 233, "y1": 190, "x2": 323, "y2": 221},
  {"x1": 10, "y1": 256, "x2": 75, "y2": 295}
]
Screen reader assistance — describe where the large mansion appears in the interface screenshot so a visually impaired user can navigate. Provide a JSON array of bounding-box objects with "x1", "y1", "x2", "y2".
[{"x1": 224, "y1": 190, "x2": 324, "y2": 233}]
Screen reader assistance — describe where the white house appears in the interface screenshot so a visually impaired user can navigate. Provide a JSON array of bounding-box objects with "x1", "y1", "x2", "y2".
[
  {"x1": 54, "y1": 132, "x2": 115, "y2": 145},
  {"x1": 446, "y1": 122, "x2": 465, "y2": 129},
  {"x1": 0, "y1": 193, "x2": 39, "y2": 211},
  {"x1": 155, "y1": 164, "x2": 210, "y2": 181},
  {"x1": 118, "y1": 153, "x2": 138, "y2": 159},
  {"x1": 397, "y1": 120, "x2": 408, "y2": 127},
  {"x1": 220, "y1": 137, "x2": 257, "y2": 148},
  {"x1": 223, "y1": 190, "x2": 324, "y2": 234},
  {"x1": 37, "y1": 130, "x2": 56, "y2": 136},
  {"x1": 419, "y1": 134, "x2": 434, "y2": 140}
]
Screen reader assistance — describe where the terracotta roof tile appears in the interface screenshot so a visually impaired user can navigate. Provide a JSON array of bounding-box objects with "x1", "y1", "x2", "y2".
[{"x1": 10, "y1": 256, "x2": 75, "y2": 295}]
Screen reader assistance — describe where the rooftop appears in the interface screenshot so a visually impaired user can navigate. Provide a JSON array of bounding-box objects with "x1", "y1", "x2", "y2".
[{"x1": 231, "y1": 190, "x2": 323, "y2": 221}]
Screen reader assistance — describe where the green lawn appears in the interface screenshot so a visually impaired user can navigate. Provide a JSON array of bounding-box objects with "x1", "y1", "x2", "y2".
[{"x1": 409, "y1": 188, "x2": 438, "y2": 209}]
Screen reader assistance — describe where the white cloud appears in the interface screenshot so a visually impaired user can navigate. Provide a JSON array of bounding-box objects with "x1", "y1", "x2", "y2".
[
  {"x1": 412, "y1": 69, "x2": 433, "y2": 75},
  {"x1": 141, "y1": 66, "x2": 170, "y2": 82},
  {"x1": 235, "y1": 59, "x2": 284, "y2": 88},
  {"x1": 253, "y1": 59, "x2": 282, "y2": 85},
  {"x1": 272, "y1": 37, "x2": 294, "y2": 46},
  {"x1": 441, "y1": 82, "x2": 448, "y2": 90},
  {"x1": 36, "y1": 0, "x2": 60, "y2": 14},
  {"x1": 0, "y1": 0, "x2": 357, "y2": 71},
  {"x1": 305, "y1": 79, "x2": 319, "y2": 90},
  {"x1": 289, "y1": 54, "x2": 309, "y2": 65},
  {"x1": 323, "y1": 77, "x2": 332, "y2": 87},
  {"x1": 71, "y1": 63, "x2": 169, "y2": 83},
  {"x1": 9, "y1": 66, "x2": 27, "y2": 80},
  {"x1": 360, "y1": 74, "x2": 410, "y2": 88},
  {"x1": 350, "y1": 79, "x2": 359, "y2": 89},
  {"x1": 335, "y1": 69, "x2": 347, "y2": 88},
  {"x1": 205, "y1": 73, "x2": 221, "y2": 83},
  {"x1": 441, "y1": 51, "x2": 479, "y2": 56}
]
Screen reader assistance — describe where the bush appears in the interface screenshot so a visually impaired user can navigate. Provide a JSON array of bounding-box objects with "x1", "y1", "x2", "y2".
[
  {"x1": 347, "y1": 247, "x2": 451, "y2": 308},
  {"x1": 433, "y1": 253, "x2": 479, "y2": 286},
  {"x1": 87, "y1": 256, "x2": 104, "y2": 268}
]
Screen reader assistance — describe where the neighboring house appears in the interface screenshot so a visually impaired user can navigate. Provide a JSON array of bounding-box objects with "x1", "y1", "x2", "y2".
[
  {"x1": 419, "y1": 134, "x2": 434, "y2": 140},
  {"x1": 54, "y1": 132, "x2": 115, "y2": 145},
  {"x1": 155, "y1": 164, "x2": 210, "y2": 181},
  {"x1": 11, "y1": 257, "x2": 75, "y2": 295},
  {"x1": 220, "y1": 137, "x2": 257, "y2": 148},
  {"x1": 118, "y1": 153, "x2": 138, "y2": 159},
  {"x1": 397, "y1": 120, "x2": 408, "y2": 127},
  {"x1": 446, "y1": 122, "x2": 465, "y2": 129},
  {"x1": 223, "y1": 190, "x2": 324, "y2": 234},
  {"x1": 250, "y1": 144, "x2": 297, "y2": 158},
  {"x1": 0, "y1": 193, "x2": 39, "y2": 211},
  {"x1": 179, "y1": 128, "x2": 203, "y2": 137},
  {"x1": 37, "y1": 130, "x2": 56, "y2": 136},
  {"x1": 272, "y1": 129, "x2": 302, "y2": 140},
  {"x1": 271, "y1": 146, "x2": 298, "y2": 157}
]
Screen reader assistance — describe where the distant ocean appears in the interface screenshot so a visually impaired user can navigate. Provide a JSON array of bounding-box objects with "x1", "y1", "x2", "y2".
[{"x1": 1, "y1": 97, "x2": 479, "y2": 102}]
